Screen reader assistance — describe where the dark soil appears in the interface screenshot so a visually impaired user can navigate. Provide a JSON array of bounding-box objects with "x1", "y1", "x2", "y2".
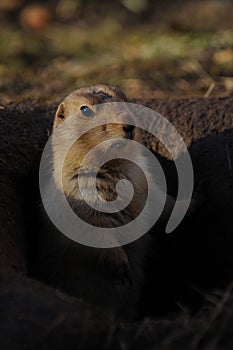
[{"x1": 0, "y1": 97, "x2": 233, "y2": 349}]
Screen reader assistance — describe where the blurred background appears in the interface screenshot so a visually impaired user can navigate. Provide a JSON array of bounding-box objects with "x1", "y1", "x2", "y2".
[{"x1": 0, "y1": 0, "x2": 233, "y2": 103}]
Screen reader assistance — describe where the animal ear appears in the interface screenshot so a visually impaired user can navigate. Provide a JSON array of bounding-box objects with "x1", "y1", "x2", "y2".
[{"x1": 54, "y1": 102, "x2": 65, "y2": 129}]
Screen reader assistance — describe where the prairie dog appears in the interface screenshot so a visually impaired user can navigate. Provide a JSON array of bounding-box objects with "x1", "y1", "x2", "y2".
[{"x1": 37, "y1": 84, "x2": 168, "y2": 318}]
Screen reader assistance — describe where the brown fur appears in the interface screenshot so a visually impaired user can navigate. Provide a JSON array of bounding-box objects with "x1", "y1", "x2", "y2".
[{"x1": 37, "y1": 84, "x2": 161, "y2": 318}]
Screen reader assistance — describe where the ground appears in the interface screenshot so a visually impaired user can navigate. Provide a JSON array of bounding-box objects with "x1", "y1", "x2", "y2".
[{"x1": 0, "y1": 0, "x2": 233, "y2": 103}]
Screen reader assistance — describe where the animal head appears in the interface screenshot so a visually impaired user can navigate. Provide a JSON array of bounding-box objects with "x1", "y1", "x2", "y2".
[
  {"x1": 53, "y1": 84, "x2": 141, "y2": 174},
  {"x1": 54, "y1": 84, "x2": 127, "y2": 129}
]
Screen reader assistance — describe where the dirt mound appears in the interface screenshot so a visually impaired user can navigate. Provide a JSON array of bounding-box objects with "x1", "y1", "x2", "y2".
[{"x1": 0, "y1": 97, "x2": 233, "y2": 349}]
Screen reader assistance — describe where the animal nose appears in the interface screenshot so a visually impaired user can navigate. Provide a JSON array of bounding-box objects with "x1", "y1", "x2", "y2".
[{"x1": 122, "y1": 124, "x2": 135, "y2": 139}]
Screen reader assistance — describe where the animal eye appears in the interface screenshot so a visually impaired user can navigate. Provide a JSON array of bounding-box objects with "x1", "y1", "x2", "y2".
[{"x1": 80, "y1": 105, "x2": 95, "y2": 118}]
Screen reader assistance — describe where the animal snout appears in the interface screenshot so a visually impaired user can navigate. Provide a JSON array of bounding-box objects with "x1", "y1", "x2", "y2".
[{"x1": 122, "y1": 124, "x2": 135, "y2": 139}]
